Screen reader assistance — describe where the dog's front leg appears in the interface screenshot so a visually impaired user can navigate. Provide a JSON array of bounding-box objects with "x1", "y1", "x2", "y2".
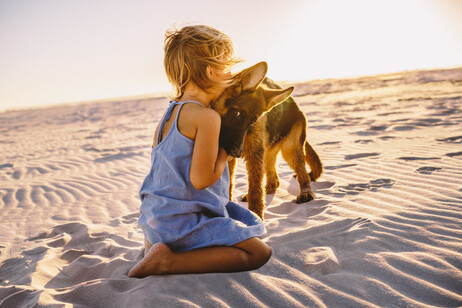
[
  {"x1": 228, "y1": 158, "x2": 237, "y2": 201},
  {"x1": 243, "y1": 140, "x2": 265, "y2": 219}
]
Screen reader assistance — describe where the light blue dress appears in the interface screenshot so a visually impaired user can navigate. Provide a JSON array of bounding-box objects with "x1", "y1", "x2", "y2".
[{"x1": 138, "y1": 100, "x2": 265, "y2": 252}]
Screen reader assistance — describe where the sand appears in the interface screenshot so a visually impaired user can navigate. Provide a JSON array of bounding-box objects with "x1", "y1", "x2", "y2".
[{"x1": 1, "y1": 67, "x2": 461, "y2": 307}]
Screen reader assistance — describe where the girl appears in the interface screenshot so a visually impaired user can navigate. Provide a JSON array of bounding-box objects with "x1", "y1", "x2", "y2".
[{"x1": 128, "y1": 25, "x2": 271, "y2": 277}]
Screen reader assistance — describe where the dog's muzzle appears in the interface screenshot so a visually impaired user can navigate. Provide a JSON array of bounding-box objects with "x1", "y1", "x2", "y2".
[{"x1": 229, "y1": 144, "x2": 244, "y2": 158}]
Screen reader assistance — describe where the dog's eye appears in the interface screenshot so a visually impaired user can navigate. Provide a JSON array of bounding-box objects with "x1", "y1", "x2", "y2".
[{"x1": 233, "y1": 111, "x2": 241, "y2": 118}]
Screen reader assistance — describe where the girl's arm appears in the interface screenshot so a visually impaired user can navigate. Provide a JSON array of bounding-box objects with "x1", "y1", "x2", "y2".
[{"x1": 189, "y1": 108, "x2": 228, "y2": 190}]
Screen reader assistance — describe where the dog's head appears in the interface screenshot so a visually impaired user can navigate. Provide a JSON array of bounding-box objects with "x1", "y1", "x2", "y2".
[{"x1": 212, "y1": 62, "x2": 294, "y2": 157}]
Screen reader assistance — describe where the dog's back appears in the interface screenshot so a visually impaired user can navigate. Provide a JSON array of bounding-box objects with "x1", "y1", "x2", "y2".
[{"x1": 262, "y1": 78, "x2": 323, "y2": 181}]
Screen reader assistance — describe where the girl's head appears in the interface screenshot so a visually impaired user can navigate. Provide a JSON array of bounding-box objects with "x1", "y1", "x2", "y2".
[{"x1": 164, "y1": 25, "x2": 240, "y2": 99}]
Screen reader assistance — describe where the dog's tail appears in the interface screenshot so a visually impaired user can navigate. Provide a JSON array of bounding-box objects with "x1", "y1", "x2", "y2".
[{"x1": 305, "y1": 141, "x2": 323, "y2": 181}]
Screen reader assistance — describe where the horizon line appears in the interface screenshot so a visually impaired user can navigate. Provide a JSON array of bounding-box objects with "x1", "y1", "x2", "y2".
[{"x1": 2, "y1": 64, "x2": 461, "y2": 114}]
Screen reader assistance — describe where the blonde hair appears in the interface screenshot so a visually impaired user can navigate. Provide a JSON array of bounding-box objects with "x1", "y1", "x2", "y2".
[{"x1": 164, "y1": 25, "x2": 241, "y2": 99}]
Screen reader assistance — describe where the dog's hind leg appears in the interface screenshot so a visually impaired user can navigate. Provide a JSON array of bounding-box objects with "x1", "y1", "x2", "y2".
[
  {"x1": 264, "y1": 144, "x2": 281, "y2": 195},
  {"x1": 281, "y1": 126, "x2": 315, "y2": 203}
]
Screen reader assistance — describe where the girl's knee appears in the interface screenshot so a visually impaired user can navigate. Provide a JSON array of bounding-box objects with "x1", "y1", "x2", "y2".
[
  {"x1": 234, "y1": 237, "x2": 272, "y2": 270},
  {"x1": 248, "y1": 243, "x2": 272, "y2": 270},
  {"x1": 260, "y1": 243, "x2": 272, "y2": 266}
]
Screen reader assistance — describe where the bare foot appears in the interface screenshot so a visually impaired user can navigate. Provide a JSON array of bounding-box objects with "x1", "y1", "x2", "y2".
[{"x1": 128, "y1": 243, "x2": 172, "y2": 278}]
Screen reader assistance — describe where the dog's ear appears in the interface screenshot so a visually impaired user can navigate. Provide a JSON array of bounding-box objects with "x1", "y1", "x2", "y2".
[
  {"x1": 264, "y1": 86, "x2": 294, "y2": 110},
  {"x1": 239, "y1": 62, "x2": 268, "y2": 91}
]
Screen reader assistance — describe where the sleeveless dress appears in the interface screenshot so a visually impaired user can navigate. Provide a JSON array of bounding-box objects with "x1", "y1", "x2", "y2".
[{"x1": 138, "y1": 100, "x2": 265, "y2": 252}]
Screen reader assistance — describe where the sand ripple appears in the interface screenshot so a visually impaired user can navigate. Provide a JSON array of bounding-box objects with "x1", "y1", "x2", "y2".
[{"x1": 1, "y1": 69, "x2": 462, "y2": 307}]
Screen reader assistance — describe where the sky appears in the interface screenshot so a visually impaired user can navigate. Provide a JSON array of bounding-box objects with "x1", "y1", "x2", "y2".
[{"x1": 1, "y1": 0, "x2": 461, "y2": 111}]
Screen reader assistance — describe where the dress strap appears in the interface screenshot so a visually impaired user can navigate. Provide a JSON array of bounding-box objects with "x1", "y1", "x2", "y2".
[
  {"x1": 157, "y1": 100, "x2": 206, "y2": 145},
  {"x1": 157, "y1": 100, "x2": 178, "y2": 145},
  {"x1": 172, "y1": 100, "x2": 206, "y2": 126}
]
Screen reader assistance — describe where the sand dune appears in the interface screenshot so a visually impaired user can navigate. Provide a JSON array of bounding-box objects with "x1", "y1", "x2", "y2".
[{"x1": 1, "y1": 67, "x2": 461, "y2": 307}]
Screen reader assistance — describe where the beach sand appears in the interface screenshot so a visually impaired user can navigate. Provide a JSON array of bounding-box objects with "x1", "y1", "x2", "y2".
[{"x1": 1, "y1": 67, "x2": 461, "y2": 307}]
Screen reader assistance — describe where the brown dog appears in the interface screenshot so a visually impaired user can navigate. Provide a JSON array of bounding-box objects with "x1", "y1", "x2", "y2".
[{"x1": 212, "y1": 62, "x2": 323, "y2": 219}]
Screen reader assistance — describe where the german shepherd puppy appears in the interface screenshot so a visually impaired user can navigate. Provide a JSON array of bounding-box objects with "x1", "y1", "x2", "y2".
[{"x1": 212, "y1": 62, "x2": 323, "y2": 219}]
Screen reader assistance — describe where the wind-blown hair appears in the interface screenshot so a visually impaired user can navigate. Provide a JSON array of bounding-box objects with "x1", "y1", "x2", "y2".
[{"x1": 164, "y1": 25, "x2": 241, "y2": 99}]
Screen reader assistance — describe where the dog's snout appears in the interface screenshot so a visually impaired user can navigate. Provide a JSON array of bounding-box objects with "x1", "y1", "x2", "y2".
[
  {"x1": 230, "y1": 149, "x2": 242, "y2": 158},
  {"x1": 229, "y1": 145, "x2": 243, "y2": 158}
]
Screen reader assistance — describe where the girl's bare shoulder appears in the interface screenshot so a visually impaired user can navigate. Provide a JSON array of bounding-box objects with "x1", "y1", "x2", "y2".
[
  {"x1": 182, "y1": 104, "x2": 220, "y2": 126},
  {"x1": 178, "y1": 104, "x2": 221, "y2": 139}
]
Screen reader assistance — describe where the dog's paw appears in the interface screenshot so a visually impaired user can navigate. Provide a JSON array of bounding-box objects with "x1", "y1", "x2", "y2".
[
  {"x1": 265, "y1": 184, "x2": 279, "y2": 195},
  {"x1": 296, "y1": 191, "x2": 315, "y2": 203},
  {"x1": 309, "y1": 172, "x2": 315, "y2": 181},
  {"x1": 241, "y1": 194, "x2": 248, "y2": 202},
  {"x1": 309, "y1": 172, "x2": 320, "y2": 182}
]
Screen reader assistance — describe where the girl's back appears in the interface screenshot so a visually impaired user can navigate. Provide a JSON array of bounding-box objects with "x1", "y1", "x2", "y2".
[
  {"x1": 140, "y1": 100, "x2": 230, "y2": 205},
  {"x1": 138, "y1": 100, "x2": 235, "y2": 251}
]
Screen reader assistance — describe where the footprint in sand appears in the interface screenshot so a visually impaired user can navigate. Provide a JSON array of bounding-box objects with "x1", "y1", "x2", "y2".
[
  {"x1": 369, "y1": 179, "x2": 395, "y2": 188},
  {"x1": 393, "y1": 125, "x2": 417, "y2": 131},
  {"x1": 369, "y1": 125, "x2": 388, "y2": 131},
  {"x1": 412, "y1": 118, "x2": 443, "y2": 126},
  {"x1": 339, "y1": 183, "x2": 370, "y2": 193},
  {"x1": 121, "y1": 213, "x2": 139, "y2": 224},
  {"x1": 0, "y1": 163, "x2": 13, "y2": 170},
  {"x1": 0, "y1": 247, "x2": 47, "y2": 286},
  {"x1": 318, "y1": 141, "x2": 341, "y2": 146},
  {"x1": 416, "y1": 167, "x2": 442, "y2": 174},
  {"x1": 304, "y1": 246, "x2": 339, "y2": 275},
  {"x1": 398, "y1": 156, "x2": 441, "y2": 161},
  {"x1": 354, "y1": 139, "x2": 373, "y2": 144},
  {"x1": 324, "y1": 164, "x2": 357, "y2": 170},
  {"x1": 337, "y1": 179, "x2": 395, "y2": 195},
  {"x1": 436, "y1": 135, "x2": 462, "y2": 143},
  {"x1": 287, "y1": 200, "x2": 330, "y2": 222},
  {"x1": 81, "y1": 144, "x2": 104, "y2": 152},
  {"x1": 110, "y1": 213, "x2": 140, "y2": 226},
  {"x1": 8, "y1": 222, "x2": 143, "y2": 290},
  {"x1": 12, "y1": 169, "x2": 23, "y2": 180},
  {"x1": 344, "y1": 153, "x2": 380, "y2": 160},
  {"x1": 379, "y1": 136, "x2": 396, "y2": 140},
  {"x1": 94, "y1": 151, "x2": 144, "y2": 163},
  {"x1": 445, "y1": 151, "x2": 462, "y2": 157},
  {"x1": 354, "y1": 131, "x2": 378, "y2": 137}
]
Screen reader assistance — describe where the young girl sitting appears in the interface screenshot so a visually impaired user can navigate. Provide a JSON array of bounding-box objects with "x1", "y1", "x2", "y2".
[{"x1": 128, "y1": 25, "x2": 271, "y2": 278}]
